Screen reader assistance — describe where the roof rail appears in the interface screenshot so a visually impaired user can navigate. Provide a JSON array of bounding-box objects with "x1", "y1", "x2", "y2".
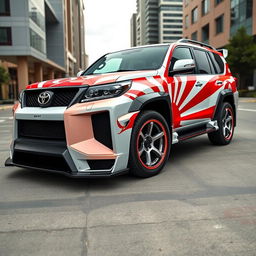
[{"x1": 178, "y1": 39, "x2": 216, "y2": 50}]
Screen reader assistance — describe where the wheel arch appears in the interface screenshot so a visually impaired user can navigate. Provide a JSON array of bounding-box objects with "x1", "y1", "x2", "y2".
[
  {"x1": 213, "y1": 89, "x2": 237, "y2": 126},
  {"x1": 129, "y1": 92, "x2": 172, "y2": 132}
]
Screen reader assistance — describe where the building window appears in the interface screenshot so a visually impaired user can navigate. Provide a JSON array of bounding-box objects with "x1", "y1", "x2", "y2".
[
  {"x1": 201, "y1": 23, "x2": 209, "y2": 43},
  {"x1": 163, "y1": 36, "x2": 182, "y2": 41},
  {"x1": 163, "y1": 30, "x2": 182, "y2": 34},
  {"x1": 215, "y1": 14, "x2": 224, "y2": 34},
  {"x1": 163, "y1": 24, "x2": 183, "y2": 29},
  {"x1": 202, "y1": 0, "x2": 210, "y2": 16},
  {"x1": 29, "y1": 1, "x2": 45, "y2": 31},
  {"x1": 185, "y1": 15, "x2": 189, "y2": 28},
  {"x1": 160, "y1": 5, "x2": 183, "y2": 11},
  {"x1": 30, "y1": 29, "x2": 46, "y2": 53},
  {"x1": 0, "y1": 0, "x2": 10, "y2": 16},
  {"x1": 191, "y1": 31, "x2": 197, "y2": 40},
  {"x1": 215, "y1": 0, "x2": 223, "y2": 5},
  {"x1": 163, "y1": 19, "x2": 183, "y2": 23},
  {"x1": 191, "y1": 7, "x2": 198, "y2": 24},
  {"x1": 0, "y1": 27, "x2": 12, "y2": 45},
  {"x1": 163, "y1": 13, "x2": 183, "y2": 17}
]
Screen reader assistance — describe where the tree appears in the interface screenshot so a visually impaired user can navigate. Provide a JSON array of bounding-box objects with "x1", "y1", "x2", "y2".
[
  {"x1": 0, "y1": 65, "x2": 10, "y2": 86},
  {"x1": 226, "y1": 27, "x2": 256, "y2": 89},
  {"x1": 0, "y1": 65, "x2": 10, "y2": 100}
]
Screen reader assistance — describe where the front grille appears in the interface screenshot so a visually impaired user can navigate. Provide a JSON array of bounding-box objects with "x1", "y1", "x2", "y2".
[
  {"x1": 25, "y1": 88, "x2": 80, "y2": 107},
  {"x1": 18, "y1": 120, "x2": 66, "y2": 141},
  {"x1": 13, "y1": 151, "x2": 71, "y2": 173}
]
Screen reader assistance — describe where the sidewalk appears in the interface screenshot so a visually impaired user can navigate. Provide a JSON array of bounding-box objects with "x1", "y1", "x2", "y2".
[
  {"x1": 239, "y1": 97, "x2": 256, "y2": 103},
  {"x1": 0, "y1": 104, "x2": 13, "y2": 110}
]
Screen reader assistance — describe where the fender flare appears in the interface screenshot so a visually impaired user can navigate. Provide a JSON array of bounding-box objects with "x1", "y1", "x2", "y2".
[
  {"x1": 128, "y1": 92, "x2": 172, "y2": 131},
  {"x1": 129, "y1": 92, "x2": 171, "y2": 112},
  {"x1": 213, "y1": 89, "x2": 237, "y2": 126}
]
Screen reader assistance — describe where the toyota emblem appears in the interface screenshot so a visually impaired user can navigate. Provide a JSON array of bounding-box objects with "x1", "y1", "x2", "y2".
[{"x1": 38, "y1": 91, "x2": 53, "y2": 106}]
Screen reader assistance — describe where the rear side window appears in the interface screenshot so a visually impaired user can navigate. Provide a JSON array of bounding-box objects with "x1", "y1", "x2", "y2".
[
  {"x1": 170, "y1": 47, "x2": 193, "y2": 70},
  {"x1": 194, "y1": 49, "x2": 211, "y2": 74},
  {"x1": 208, "y1": 52, "x2": 224, "y2": 74}
]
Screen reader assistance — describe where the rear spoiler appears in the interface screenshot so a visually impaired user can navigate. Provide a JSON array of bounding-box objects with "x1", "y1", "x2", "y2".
[{"x1": 217, "y1": 49, "x2": 228, "y2": 58}]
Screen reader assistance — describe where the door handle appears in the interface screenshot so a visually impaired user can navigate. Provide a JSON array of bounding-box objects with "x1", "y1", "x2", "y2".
[
  {"x1": 195, "y1": 81, "x2": 203, "y2": 87},
  {"x1": 215, "y1": 80, "x2": 223, "y2": 86}
]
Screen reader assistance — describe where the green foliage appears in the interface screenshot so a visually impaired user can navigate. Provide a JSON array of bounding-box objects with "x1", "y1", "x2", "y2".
[
  {"x1": 0, "y1": 65, "x2": 10, "y2": 85},
  {"x1": 226, "y1": 27, "x2": 256, "y2": 88}
]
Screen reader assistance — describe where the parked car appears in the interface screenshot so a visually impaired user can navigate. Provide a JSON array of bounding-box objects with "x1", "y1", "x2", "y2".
[{"x1": 5, "y1": 39, "x2": 238, "y2": 178}]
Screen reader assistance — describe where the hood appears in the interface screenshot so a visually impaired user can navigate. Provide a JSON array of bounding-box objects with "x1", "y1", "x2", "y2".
[{"x1": 26, "y1": 70, "x2": 159, "y2": 89}]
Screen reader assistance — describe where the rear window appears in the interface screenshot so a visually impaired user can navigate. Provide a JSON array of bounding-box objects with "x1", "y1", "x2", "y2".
[
  {"x1": 208, "y1": 52, "x2": 224, "y2": 74},
  {"x1": 194, "y1": 49, "x2": 212, "y2": 74}
]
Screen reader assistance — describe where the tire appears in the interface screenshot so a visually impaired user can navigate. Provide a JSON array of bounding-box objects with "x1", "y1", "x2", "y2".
[
  {"x1": 208, "y1": 102, "x2": 235, "y2": 145},
  {"x1": 129, "y1": 110, "x2": 171, "y2": 178}
]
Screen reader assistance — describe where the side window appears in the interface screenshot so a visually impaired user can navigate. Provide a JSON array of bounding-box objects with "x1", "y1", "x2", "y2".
[
  {"x1": 208, "y1": 52, "x2": 224, "y2": 74},
  {"x1": 194, "y1": 49, "x2": 212, "y2": 74},
  {"x1": 170, "y1": 47, "x2": 193, "y2": 71}
]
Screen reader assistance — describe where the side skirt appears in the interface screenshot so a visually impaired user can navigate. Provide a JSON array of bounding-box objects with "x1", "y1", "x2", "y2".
[{"x1": 172, "y1": 120, "x2": 219, "y2": 143}]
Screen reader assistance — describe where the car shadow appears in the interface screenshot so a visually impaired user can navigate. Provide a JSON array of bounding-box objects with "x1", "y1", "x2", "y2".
[{"x1": 7, "y1": 135, "x2": 236, "y2": 190}]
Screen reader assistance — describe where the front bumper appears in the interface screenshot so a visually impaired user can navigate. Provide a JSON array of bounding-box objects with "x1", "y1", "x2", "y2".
[
  {"x1": 8, "y1": 96, "x2": 135, "y2": 177},
  {"x1": 5, "y1": 157, "x2": 129, "y2": 178}
]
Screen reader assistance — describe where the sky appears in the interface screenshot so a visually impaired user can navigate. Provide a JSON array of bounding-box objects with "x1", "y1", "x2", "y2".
[{"x1": 84, "y1": 0, "x2": 137, "y2": 65}]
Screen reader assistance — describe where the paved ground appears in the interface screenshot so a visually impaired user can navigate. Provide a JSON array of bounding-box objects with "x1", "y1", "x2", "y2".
[{"x1": 0, "y1": 100, "x2": 256, "y2": 256}]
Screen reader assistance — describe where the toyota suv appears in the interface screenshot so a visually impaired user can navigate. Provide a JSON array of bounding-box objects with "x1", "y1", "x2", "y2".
[{"x1": 5, "y1": 39, "x2": 238, "y2": 178}]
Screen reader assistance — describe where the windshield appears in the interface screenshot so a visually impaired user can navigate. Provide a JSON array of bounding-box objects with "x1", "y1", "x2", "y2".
[{"x1": 83, "y1": 45, "x2": 170, "y2": 75}]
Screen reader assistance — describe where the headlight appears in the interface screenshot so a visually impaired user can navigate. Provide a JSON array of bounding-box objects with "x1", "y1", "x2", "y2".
[
  {"x1": 18, "y1": 90, "x2": 24, "y2": 104},
  {"x1": 80, "y1": 81, "x2": 131, "y2": 103}
]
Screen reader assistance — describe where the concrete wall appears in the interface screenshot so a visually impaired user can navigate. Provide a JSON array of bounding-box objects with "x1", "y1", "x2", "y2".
[
  {"x1": 46, "y1": 0, "x2": 66, "y2": 68},
  {"x1": 0, "y1": 0, "x2": 30, "y2": 56}
]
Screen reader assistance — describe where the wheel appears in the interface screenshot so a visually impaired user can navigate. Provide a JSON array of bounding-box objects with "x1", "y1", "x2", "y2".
[
  {"x1": 208, "y1": 102, "x2": 235, "y2": 145},
  {"x1": 129, "y1": 111, "x2": 171, "y2": 178}
]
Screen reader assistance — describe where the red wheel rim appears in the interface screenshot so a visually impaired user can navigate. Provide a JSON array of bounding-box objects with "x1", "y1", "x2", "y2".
[
  {"x1": 222, "y1": 107, "x2": 234, "y2": 141},
  {"x1": 136, "y1": 119, "x2": 168, "y2": 170}
]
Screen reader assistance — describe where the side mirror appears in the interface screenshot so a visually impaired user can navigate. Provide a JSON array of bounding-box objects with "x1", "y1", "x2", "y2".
[
  {"x1": 77, "y1": 70, "x2": 84, "y2": 77},
  {"x1": 169, "y1": 59, "x2": 195, "y2": 76}
]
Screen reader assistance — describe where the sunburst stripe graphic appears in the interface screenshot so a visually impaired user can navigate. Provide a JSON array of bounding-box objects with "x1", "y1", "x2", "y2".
[
  {"x1": 178, "y1": 75, "x2": 213, "y2": 111},
  {"x1": 175, "y1": 76, "x2": 187, "y2": 106},
  {"x1": 179, "y1": 76, "x2": 219, "y2": 114},
  {"x1": 143, "y1": 78, "x2": 161, "y2": 92},
  {"x1": 174, "y1": 76, "x2": 182, "y2": 104},
  {"x1": 180, "y1": 106, "x2": 216, "y2": 121},
  {"x1": 176, "y1": 75, "x2": 196, "y2": 109},
  {"x1": 181, "y1": 84, "x2": 225, "y2": 118}
]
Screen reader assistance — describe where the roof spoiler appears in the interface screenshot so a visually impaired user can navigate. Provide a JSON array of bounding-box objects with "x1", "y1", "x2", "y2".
[{"x1": 217, "y1": 49, "x2": 228, "y2": 58}]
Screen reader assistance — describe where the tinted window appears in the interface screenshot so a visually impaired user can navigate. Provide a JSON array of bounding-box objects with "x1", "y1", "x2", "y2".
[
  {"x1": 170, "y1": 47, "x2": 193, "y2": 70},
  {"x1": 0, "y1": 27, "x2": 12, "y2": 45},
  {"x1": 208, "y1": 52, "x2": 224, "y2": 74},
  {"x1": 194, "y1": 49, "x2": 211, "y2": 74},
  {"x1": 84, "y1": 46, "x2": 169, "y2": 75}
]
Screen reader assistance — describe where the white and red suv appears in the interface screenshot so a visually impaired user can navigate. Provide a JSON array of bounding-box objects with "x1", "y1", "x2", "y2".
[{"x1": 5, "y1": 39, "x2": 238, "y2": 177}]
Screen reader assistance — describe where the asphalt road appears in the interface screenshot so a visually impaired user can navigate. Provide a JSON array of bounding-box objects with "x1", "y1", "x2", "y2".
[{"x1": 0, "y1": 100, "x2": 256, "y2": 256}]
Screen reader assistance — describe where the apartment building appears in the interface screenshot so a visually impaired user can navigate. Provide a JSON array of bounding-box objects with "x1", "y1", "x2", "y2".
[
  {"x1": 131, "y1": 0, "x2": 183, "y2": 46},
  {"x1": 183, "y1": 0, "x2": 256, "y2": 48},
  {"x1": 0, "y1": 0, "x2": 87, "y2": 101},
  {"x1": 159, "y1": 0, "x2": 183, "y2": 43}
]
